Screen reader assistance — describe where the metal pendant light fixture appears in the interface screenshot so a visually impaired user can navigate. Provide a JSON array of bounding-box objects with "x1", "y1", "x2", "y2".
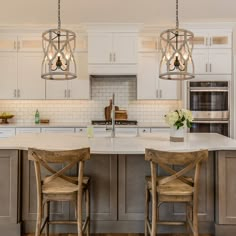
[
  {"x1": 41, "y1": 0, "x2": 77, "y2": 80},
  {"x1": 159, "y1": 0, "x2": 194, "y2": 80}
]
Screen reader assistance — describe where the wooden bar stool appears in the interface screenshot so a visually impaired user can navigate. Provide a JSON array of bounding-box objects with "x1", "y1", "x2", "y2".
[
  {"x1": 144, "y1": 148, "x2": 208, "y2": 236},
  {"x1": 28, "y1": 147, "x2": 91, "y2": 236}
]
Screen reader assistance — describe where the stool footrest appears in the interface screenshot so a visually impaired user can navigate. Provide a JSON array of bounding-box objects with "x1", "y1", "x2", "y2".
[
  {"x1": 157, "y1": 221, "x2": 185, "y2": 226},
  {"x1": 49, "y1": 220, "x2": 77, "y2": 225}
]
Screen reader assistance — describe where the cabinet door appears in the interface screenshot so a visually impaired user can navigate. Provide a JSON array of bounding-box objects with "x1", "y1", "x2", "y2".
[
  {"x1": 46, "y1": 80, "x2": 68, "y2": 99},
  {"x1": 113, "y1": 33, "x2": 137, "y2": 64},
  {"x1": 209, "y1": 31, "x2": 232, "y2": 49},
  {"x1": 192, "y1": 49, "x2": 209, "y2": 74},
  {"x1": 0, "y1": 35, "x2": 17, "y2": 51},
  {"x1": 68, "y1": 52, "x2": 90, "y2": 99},
  {"x1": 0, "y1": 52, "x2": 17, "y2": 99},
  {"x1": 18, "y1": 53, "x2": 45, "y2": 99},
  {"x1": 137, "y1": 53, "x2": 158, "y2": 99},
  {"x1": 158, "y1": 79, "x2": 180, "y2": 100},
  {"x1": 18, "y1": 35, "x2": 42, "y2": 52},
  {"x1": 16, "y1": 128, "x2": 41, "y2": 134},
  {"x1": 209, "y1": 49, "x2": 232, "y2": 74},
  {"x1": 88, "y1": 33, "x2": 113, "y2": 64}
]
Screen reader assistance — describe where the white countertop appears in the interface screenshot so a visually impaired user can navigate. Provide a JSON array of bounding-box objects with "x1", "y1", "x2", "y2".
[
  {"x1": 0, "y1": 132, "x2": 235, "y2": 154},
  {"x1": 0, "y1": 122, "x2": 169, "y2": 128}
]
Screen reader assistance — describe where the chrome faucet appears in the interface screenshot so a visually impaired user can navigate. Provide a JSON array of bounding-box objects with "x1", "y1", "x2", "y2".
[{"x1": 111, "y1": 93, "x2": 116, "y2": 138}]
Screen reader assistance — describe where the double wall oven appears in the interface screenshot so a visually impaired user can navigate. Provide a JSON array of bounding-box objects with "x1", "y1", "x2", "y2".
[{"x1": 187, "y1": 81, "x2": 230, "y2": 136}]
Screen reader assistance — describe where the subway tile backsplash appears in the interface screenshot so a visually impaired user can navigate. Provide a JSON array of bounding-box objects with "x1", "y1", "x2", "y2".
[{"x1": 0, "y1": 77, "x2": 181, "y2": 125}]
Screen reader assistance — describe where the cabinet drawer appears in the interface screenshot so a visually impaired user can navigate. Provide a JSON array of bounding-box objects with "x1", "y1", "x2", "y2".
[
  {"x1": 16, "y1": 128, "x2": 41, "y2": 134},
  {"x1": 75, "y1": 128, "x2": 87, "y2": 136},
  {"x1": 41, "y1": 128, "x2": 75, "y2": 133},
  {"x1": 0, "y1": 128, "x2": 15, "y2": 138},
  {"x1": 138, "y1": 128, "x2": 151, "y2": 134}
]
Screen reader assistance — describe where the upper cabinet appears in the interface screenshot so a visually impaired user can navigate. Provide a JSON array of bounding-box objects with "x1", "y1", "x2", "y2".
[
  {"x1": 46, "y1": 52, "x2": 90, "y2": 100},
  {"x1": 0, "y1": 33, "x2": 45, "y2": 99},
  {"x1": 137, "y1": 52, "x2": 180, "y2": 100},
  {"x1": 88, "y1": 33, "x2": 137, "y2": 64},
  {"x1": 192, "y1": 30, "x2": 232, "y2": 49},
  {"x1": 190, "y1": 29, "x2": 233, "y2": 76}
]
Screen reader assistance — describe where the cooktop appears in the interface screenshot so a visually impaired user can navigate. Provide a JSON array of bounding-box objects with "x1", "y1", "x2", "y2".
[{"x1": 91, "y1": 120, "x2": 138, "y2": 125}]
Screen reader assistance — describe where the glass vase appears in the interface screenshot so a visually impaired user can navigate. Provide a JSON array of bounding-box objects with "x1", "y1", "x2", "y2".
[{"x1": 170, "y1": 126, "x2": 184, "y2": 142}]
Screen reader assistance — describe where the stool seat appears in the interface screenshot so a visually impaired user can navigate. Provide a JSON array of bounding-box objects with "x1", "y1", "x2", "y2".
[
  {"x1": 146, "y1": 176, "x2": 194, "y2": 196},
  {"x1": 42, "y1": 176, "x2": 90, "y2": 194}
]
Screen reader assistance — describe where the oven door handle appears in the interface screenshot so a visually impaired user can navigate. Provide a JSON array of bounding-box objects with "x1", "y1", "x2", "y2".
[
  {"x1": 192, "y1": 120, "x2": 229, "y2": 124},
  {"x1": 190, "y1": 88, "x2": 228, "y2": 92}
]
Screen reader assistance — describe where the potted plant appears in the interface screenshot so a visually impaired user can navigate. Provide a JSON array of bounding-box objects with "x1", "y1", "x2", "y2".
[{"x1": 165, "y1": 109, "x2": 193, "y2": 142}]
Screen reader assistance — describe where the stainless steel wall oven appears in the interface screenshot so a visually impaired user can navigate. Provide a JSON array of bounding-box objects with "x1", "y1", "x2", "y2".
[{"x1": 187, "y1": 81, "x2": 229, "y2": 136}]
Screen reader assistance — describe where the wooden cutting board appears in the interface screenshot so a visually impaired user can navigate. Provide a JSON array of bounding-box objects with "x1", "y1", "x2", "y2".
[{"x1": 104, "y1": 100, "x2": 119, "y2": 120}]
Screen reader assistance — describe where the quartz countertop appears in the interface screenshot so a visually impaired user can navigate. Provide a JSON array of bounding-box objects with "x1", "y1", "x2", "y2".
[
  {"x1": 0, "y1": 122, "x2": 169, "y2": 128},
  {"x1": 0, "y1": 132, "x2": 235, "y2": 154}
]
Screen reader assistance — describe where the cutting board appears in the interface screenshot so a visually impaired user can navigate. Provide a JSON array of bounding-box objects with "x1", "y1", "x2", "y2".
[{"x1": 104, "y1": 100, "x2": 119, "y2": 120}]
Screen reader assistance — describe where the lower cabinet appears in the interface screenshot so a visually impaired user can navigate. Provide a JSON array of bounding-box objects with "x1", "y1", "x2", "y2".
[
  {"x1": 217, "y1": 151, "x2": 236, "y2": 224},
  {"x1": 0, "y1": 150, "x2": 20, "y2": 236}
]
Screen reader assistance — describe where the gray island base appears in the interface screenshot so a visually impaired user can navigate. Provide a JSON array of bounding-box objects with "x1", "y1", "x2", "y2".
[{"x1": 0, "y1": 133, "x2": 236, "y2": 236}]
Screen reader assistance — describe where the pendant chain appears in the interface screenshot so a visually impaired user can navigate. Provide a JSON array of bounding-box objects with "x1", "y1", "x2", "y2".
[
  {"x1": 58, "y1": 0, "x2": 61, "y2": 31},
  {"x1": 176, "y1": 0, "x2": 179, "y2": 30}
]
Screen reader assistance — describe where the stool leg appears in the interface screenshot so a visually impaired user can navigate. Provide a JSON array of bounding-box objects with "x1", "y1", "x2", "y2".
[
  {"x1": 77, "y1": 192, "x2": 83, "y2": 236},
  {"x1": 35, "y1": 196, "x2": 42, "y2": 236},
  {"x1": 193, "y1": 204, "x2": 198, "y2": 236},
  {"x1": 151, "y1": 193, "x2": 157, "y2": 236},
  {"x1": 86, "y1": 187, "x2": 90, "y2": 236},
  {"x1": 145, "y1": 184, "x2": 149, "y2": 236},
  {"x1": 45, "y1": 201, "x2": 50, "y2": 236}
]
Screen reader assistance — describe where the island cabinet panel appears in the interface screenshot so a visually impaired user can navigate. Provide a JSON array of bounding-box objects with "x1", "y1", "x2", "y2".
[
  {"x1": 0, "y1": 150, "x2": 20, "y2": 235},
  {"x1": 118, "y1": 153, "x2": 214, "y2": 223},
  {"x1": 217, "y1": 151, "x2": 236, "y2": 225},
  {"x1": 83, "y1": 154, "x2": 118, "y2": 221}
]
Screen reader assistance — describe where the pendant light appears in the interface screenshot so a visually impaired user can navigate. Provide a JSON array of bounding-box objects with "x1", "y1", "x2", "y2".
[
  {"x1": 41, "y1": 0, "x2": 77, "y2": 80},
  {"x1": 159, "y1": 0, "x2": 194, "y2": 80}
]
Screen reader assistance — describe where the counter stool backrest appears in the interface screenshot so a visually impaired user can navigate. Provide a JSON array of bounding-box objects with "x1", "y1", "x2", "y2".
[
  {"x1": 145, "y1": 149, "x2": 208, "y2": 189},
  {"x1": 28, "y1": 148, "x2": 90, "y2": 186}
]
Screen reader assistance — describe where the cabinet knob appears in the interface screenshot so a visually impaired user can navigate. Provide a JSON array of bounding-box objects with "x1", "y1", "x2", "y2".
[
  {"x1": 160, "y1": 90, "x2": 162, "y2": 98},
  {"x1": 113, "y1": 53, "x2": 116, "y2": 62},
  {"x1": 64, "y1": 89, "x2": 67, "y2": 98},
  {"x1": 17, "y1": 89, "x2": 20, "y2": 98},
  {"x1": 109, "y1": 53, "x2": 112, "y2": 62},
  {"x1": 68, "y1": 89, "x2": 71, "y2": 98},
  {"x1": 156, "y1": 90, "x2": 159, "y2": 98}
]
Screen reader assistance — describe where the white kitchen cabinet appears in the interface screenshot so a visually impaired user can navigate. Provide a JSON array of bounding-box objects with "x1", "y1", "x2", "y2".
[
  {"x1": 88, "y1": 32, "x2": 137, "y2": 64},
  {"x1": 46, "y1": 52, "x2": 90, "y2": 100},
  {"x1": 0, "y1": 52, "x2": 18, "y2": 99},
  {"x1": 0, "y1": 128, "x2": 15, "y2": 138},
  {"x1": 41, "y1": 128, "x2": 75, "y2": 133},
  {"x1": 193, "y1": 49, "x2": 232, "y2": 75},
  {"x1": 137, "y1": 53, "x2": 180, "y2": 100},
  {"x1": 0, "y1": 34, "x2": 42, "y2": 52},
  {"x1": 192, "y1": 30, "x2": 232, "y2": 49},
  {"x1": 16, "y1": 128, "x2": 41, "y2": 134},
  {"x1": 138, "y1": 36, "x2": 158, "y2": 52},
  {"x1": 0, "y1": 33, "x2": 45, "y2": 99}
]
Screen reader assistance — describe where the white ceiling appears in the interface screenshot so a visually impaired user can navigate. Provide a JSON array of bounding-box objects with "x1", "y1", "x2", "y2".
[{"x1": 1, "y1": 0, "x2": 236, "y2": 26}]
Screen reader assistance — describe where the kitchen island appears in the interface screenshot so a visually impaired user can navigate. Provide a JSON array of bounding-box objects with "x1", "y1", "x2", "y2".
[{"x1": 0, "y1": 132, "x2": 236, "y2": 236}]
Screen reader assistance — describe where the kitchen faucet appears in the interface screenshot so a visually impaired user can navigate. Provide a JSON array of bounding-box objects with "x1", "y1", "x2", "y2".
[{"x1": 111, "y1": 93, "x2": 116, "y2": 138}]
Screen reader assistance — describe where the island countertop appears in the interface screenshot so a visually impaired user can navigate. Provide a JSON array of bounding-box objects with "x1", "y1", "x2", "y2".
[{"x1": 0, "y1": 132, "x2": 235, "y2": 154}]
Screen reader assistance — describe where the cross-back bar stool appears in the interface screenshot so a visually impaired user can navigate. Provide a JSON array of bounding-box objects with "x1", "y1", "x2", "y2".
[
  {"x1": 145, "y1": 148, "x2": 208, "y2": 236},
  {"x1": 28, "y1": 147, "x2": 91, "y2": 236}
]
